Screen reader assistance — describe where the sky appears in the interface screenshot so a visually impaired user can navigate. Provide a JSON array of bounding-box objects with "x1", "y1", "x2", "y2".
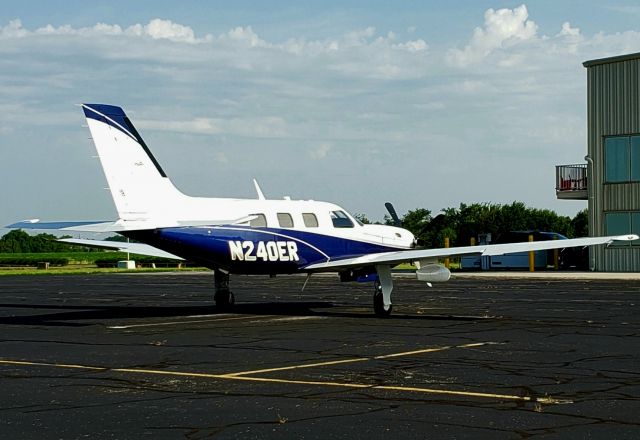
[{"x1": 2, "y1": 1, "x2": 640, "y2": 235}]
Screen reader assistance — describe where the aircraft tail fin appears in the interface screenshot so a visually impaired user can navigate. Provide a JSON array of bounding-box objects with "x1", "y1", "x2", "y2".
[{"x1": 81, "y1": 104, "x2": 185, "y2": 221}]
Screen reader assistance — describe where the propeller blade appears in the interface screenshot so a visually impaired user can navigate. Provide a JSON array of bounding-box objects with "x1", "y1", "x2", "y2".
[{"x1": 384, "y1": 202, "x2": 402, "y2": 227}]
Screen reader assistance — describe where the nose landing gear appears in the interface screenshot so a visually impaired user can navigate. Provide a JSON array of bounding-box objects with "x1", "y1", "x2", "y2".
[
  {"x1": 373, "y1": 265, "x2": 393, "y2": 317},
  {"x1": 373, "y1": 281, "x2": 392, "y2": 317},
  {"x1": 214, "y1": 269, "x2": 235, "y2": 311}
]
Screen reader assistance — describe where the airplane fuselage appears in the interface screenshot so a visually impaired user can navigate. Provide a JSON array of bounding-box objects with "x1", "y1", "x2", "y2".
[{"x1": 125, "y1": 199, "x2": 415, "y2": 274}]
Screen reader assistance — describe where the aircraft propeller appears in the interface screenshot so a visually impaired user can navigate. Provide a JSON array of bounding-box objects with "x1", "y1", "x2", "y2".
[{"x1": 384, "y1": 202, "x2": 402, "y2": 228}]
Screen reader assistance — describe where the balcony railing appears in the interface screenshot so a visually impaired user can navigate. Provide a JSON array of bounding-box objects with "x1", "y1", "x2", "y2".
[{"x1": 556, "y1": 164, "x2": 587, "y2": 200}]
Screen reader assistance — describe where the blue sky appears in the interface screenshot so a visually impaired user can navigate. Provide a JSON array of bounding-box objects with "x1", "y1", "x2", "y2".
[{"x1": 2, "y1": 1, "x2": 640, "y2": 235}]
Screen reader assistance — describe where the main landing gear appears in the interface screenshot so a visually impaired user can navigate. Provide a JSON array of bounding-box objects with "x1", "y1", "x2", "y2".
[
  {"x1": 214, "y1": 269, "x2": 235, "y2": 311},
  {"x1": 373, "y1": 265, "x2": 393, "y2": 318}
]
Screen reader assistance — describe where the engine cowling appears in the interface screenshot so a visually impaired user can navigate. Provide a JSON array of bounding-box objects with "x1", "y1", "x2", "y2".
[{"x1": 416, "y1": 264, "x2": 451, "y2": 283}]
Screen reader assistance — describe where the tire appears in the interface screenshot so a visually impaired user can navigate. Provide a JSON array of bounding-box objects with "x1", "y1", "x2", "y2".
[
  {"x1": 373, "y1": 283, "x2": 392, "y2": 317},
  {"x1": 215, "y1": 290, "x2": 235, "y2": 310}
]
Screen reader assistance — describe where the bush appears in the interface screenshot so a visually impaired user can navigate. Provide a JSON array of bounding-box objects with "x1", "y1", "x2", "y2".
[{"x1": 0, "y1": 255, "x2": 69, "y2": 266}]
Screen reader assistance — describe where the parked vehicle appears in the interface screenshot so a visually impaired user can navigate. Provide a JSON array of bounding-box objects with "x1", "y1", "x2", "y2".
[{"x1": 461, "y1": 231, "x2": 588, "y2": 270}]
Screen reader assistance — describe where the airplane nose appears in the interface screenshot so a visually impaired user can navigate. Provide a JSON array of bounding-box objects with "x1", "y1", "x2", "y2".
[{"x1": 406, "y1": 232, "x2": 417, "y2": 248}]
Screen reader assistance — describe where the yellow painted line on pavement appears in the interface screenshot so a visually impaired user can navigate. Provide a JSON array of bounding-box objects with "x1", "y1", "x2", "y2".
[
  {"x1": 223, "y1": 375, "x2": 568, "y2": 404},
  {"x1": 108, "y1": 315, "x2": 274, "y2": 329},
  {"x1": 226, "y1": 342, "x2": 496, "y2": 376},
  {"x1": 224, "y1": 357, "x2": 369, "y2": 376},
  {"x1": 374, "y1": 342, "x2": 500, "y2": 359},
  {"x1": 0, "y1": 358, "x2": 569, "y2": 404},
  {"x1": 0, "y1": 359, "x2": 107, "y2": 372}
]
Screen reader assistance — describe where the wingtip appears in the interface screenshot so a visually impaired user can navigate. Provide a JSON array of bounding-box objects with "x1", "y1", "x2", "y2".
[{"x1": 5, "y1": 219, "x2": 40, "y2": 228}]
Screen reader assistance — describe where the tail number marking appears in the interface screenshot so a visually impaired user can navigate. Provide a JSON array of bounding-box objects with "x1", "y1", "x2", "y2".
[{"x1": 229, "y1": 241, "x2": 299, "y2": 262}]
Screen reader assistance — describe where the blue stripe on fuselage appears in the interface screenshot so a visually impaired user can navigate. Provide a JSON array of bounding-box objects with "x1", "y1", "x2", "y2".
[{"x1": 126, "y1": 226, "x2": 402, "y2": 274}]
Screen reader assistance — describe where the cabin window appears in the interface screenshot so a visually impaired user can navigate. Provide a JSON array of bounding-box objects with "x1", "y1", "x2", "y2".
[
  {"x1": 250, "y1": 214, "x2": 267, "y2": 227},
  {"x1": 302, "y1": 213, "x2": 319, "y2": 228},
  {"x1": 277, "y1": 213, "x2": 294, "y2": 228},
  {"x1": 331, "y1": 210, "x2": 354, "y2": 228}
]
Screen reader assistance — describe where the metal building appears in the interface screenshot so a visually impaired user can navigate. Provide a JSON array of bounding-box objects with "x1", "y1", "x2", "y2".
[{"x1": 557, "y1": 52, "x2": 640, "y2": 271}]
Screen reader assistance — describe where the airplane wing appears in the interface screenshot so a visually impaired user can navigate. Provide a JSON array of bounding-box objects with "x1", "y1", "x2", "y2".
[
  {"x1": 6, "y1": 216, "x2": 257, "y2": 232},
  {"x1": 58, "y1": 238, "x2": 184, "y2": 260},
  {"x1": 303, "y1": 234, "x2": 639, "y2": 271}
]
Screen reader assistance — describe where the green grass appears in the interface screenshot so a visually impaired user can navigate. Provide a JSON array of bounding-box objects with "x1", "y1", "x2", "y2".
[
  {"x1": 0, "y1": 251, "x2": 106, "y2": 263},
  {"x1": 0, "y1": 266, "x2": 207, "y2": 276},
  {"x1": 0, "y1": 251, "x2": 200, "y2": 275},
  {"x1": 0, "y1": 251, "x2": 181, "y2": 267}
]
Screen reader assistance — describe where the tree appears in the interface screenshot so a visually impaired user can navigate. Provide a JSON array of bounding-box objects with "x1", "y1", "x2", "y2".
[
  {"x1": 353, "y1": 213, "x2": 371, "y2": 225},
  {"x1": 0, "y1": 230, "x2": 94, "y2": 253},
  {"x1": 400, "y1": 202, "x2": 578, "y2": 248},
  {"x1": 0, "y1": 230, "x2": 32, "y2": 253},
  {"x1": 421, "y1": 212, "x2": 453, "y2": 248},
  {"x1": 401, "y1": 208, "x2": 431, "y2": 237},
  {"x1": 570, "y1": 209, "x2": 588, "y2": 237}
]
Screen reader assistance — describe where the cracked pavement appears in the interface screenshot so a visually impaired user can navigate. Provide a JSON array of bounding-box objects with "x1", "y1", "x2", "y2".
[{"x1": 0, "y1": 273, "x2": 639, "y2": 439}]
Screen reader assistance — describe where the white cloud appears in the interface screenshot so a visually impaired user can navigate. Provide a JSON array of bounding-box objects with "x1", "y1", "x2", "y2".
[
  {"x1": 605, "y1": 6, "x2": 640, "y2": 15},
  {"x1": 344, "y1": 27, "x2": 376, "y2": 46},
  {"x1": 394, "y1": 39, "x2": 428, "y2": 52},
  {"x1": 134, "y1": 19, "x2": 207, "y2": 43},
  {"x1": 309, "y1": 143, "x2": 331, "y2": 160},
  {"x1": 0, "y1": 18, "x2": 430, "y2": 79},
  {"x1": 0, "y1": 18, "x2": 212, "y2": 43},
  {"x1": 0, "y1": 19, "x2": 28, "y2": 38},
  {"x1": 213, "y1": 152, "x2": 228, "y2": 164},
  {"x1": 4, "y1": 8, "x2": 640, "y2": 225},
  {"x1": 223, "y1": 26, "x2": 266, "y2": 47},
  {"x1": 448, "y1": 4, "x2": 538, "y2": 66},
  {"x1": 558, "y1": 22, "x2": 580, "y2": 37},
  {"x1": 276, "y1": 27, "x2": 426, "y2": 62},
  {"x1": 137, "y1": 116, "x2": 288, "y2": 138}
]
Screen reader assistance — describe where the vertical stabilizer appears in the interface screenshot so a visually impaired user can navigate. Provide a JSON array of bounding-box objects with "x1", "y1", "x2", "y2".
[{"x1": 82, "y1": 104, "x2": 185, "y2": 221}]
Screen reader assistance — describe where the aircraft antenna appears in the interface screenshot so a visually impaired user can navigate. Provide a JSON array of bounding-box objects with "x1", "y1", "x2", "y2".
[{"x1": 253, "y1": 179, "x2": 266, "y2": 200}]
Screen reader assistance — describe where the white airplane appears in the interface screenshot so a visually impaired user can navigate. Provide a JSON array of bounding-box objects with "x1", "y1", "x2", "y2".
[{"x1": 8, "y1": 104, "x2": 638, "y2": 316}]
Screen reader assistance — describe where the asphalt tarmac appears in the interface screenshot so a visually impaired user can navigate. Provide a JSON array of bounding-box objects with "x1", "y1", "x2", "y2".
[{"x1": 1, "y1": 273, "x2": 639, "y2": 439}]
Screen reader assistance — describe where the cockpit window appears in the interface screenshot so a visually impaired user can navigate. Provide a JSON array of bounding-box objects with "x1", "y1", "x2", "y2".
[
  {"x1": 331, "y1": 210, "x2": 354, "y2": 228},
  {"x1": 250, "y1": 214, "x2": 267, "y2": 227}
]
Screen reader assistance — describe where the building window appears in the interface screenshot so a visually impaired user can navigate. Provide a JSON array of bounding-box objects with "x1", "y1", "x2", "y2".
[
  {"x1": 605, "y1": 211, "x2": 640, "y2": 246},
  {"x1": 277, "y1": 213, "x2": 294, "y2": 228},
  {"x1": 633, "y1": 136, "x2": 640, "y2": 181},
  {"x1": 249, "y1": 214, "x2": 267, "y2": 227},
  {"x1": 605, "y1": 135, "x2": 640, "y2": 182},
  {"x1": 331, "y1": 210, "x2": 354, "y2": 228},
  {"x1": 302, "y1": 213, "x2": 319, "y2": 228}
]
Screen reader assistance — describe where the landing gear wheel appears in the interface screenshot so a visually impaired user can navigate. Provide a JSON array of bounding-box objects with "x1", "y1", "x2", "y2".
[
  {"x1": 215, "y1": 289, "x2": 235, "y2": 311},
  {"x1": 373, "y1": 280, "x2": 392, "y2": 318}
]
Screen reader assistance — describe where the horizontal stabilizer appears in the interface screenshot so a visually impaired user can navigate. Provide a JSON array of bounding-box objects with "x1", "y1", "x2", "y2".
[{"x1": 58, "y1": 238, "x2": 184, "y2": 260}]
